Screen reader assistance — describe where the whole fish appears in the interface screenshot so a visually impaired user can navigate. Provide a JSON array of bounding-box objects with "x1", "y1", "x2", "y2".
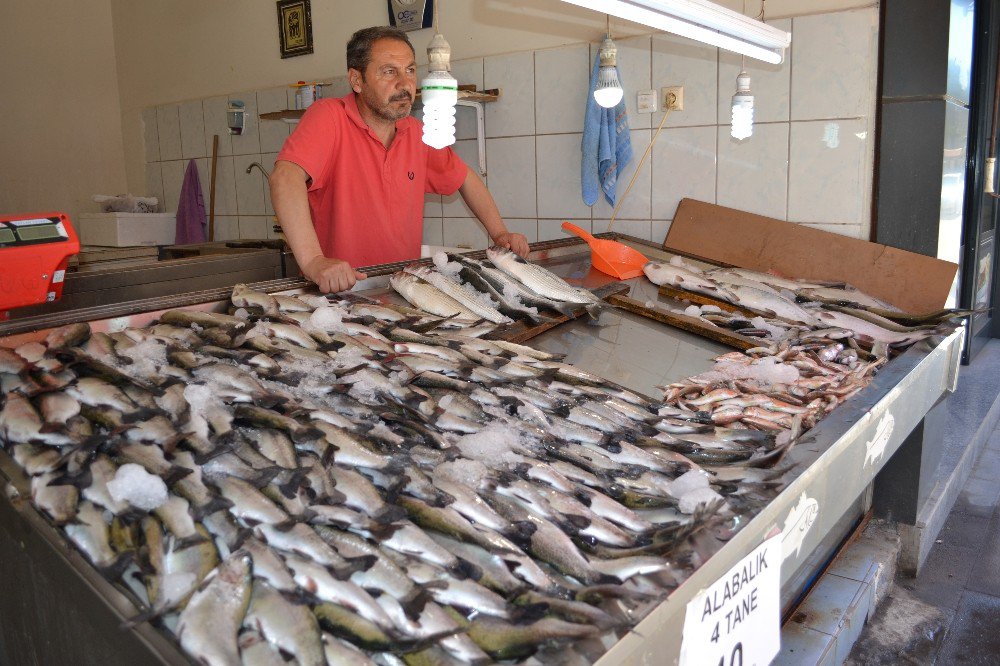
[
  {"x1": 176, "y1": 550, "x2": 253, "y2": 666},
  {"x1": 404, "y1": 265, "x2": 513, "y2": 324},
  {"x1": 487, "y1": 247, "x2": 602, "y2": 310},
  {"x1": 243, "y1": 580, "x2": 325, "y2": 666},
  {"x1": 390, "y1": 272, "x2": 479, "y2": 320}
]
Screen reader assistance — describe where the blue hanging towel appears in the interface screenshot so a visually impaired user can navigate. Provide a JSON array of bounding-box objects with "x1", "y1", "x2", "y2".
[{"x1": 582, "y1": 52, "x2": 632, "y2": 207}]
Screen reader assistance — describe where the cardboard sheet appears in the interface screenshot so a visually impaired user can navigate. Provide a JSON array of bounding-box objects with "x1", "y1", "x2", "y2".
[{"x1": 664, "y1": 199, "x2": 959, "y2": 314}]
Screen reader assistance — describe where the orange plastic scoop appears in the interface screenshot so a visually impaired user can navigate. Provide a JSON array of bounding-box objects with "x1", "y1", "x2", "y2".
[{"x1": 562, "y1": 221, "x2": 649, "y2": 280}]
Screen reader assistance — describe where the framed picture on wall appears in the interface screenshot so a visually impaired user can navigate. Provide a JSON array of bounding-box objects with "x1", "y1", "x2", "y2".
[{"x1": 277, "y1": 0, "x2": 313, "y2": 59}]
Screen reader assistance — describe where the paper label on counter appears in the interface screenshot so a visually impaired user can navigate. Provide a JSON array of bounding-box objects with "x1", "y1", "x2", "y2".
[{"x1": 680, "y1": 534, "x2": 781, "y2": 666}]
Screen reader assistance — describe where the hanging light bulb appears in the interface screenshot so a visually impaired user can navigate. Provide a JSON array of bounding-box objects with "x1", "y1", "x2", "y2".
[
  {"x1": 731, "y1": 70, "x2": 754, "y2": 140},
  {"x1": 422, "y1": 32, "x2": 458, "y2": 149},
  {"x1": 594, "y1": 37, "x2": 624, "y2": 108}
]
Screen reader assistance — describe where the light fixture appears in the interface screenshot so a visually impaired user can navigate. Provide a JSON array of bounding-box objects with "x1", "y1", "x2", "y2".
[
  {"x1": 556, "y1": 0, "x2": 790, "y2": 64},
  {"x1": 421, "y1": 1, "x2": 458, "y2": 149},
  {"x1": 730, "y1": 70, "x2": 753, "y2": 140},
  {"x1": 594, "y1": 36, "x2": 625, "y2": 108}
]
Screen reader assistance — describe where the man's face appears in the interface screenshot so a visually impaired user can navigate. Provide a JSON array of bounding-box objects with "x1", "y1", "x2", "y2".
[{"x1": 351, "y1": 38, "x2": 417, "y2": 122}]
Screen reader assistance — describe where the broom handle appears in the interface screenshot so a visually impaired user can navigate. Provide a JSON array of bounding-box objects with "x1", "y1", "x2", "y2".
[{"x1": 208, "y1": 134, "x2": 219, "y2": 241}]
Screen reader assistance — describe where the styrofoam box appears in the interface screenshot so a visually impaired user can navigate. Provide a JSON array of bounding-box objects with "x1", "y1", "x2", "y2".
[{"x1": 77, "y1": 213, "x2": 176, "y2": 247}]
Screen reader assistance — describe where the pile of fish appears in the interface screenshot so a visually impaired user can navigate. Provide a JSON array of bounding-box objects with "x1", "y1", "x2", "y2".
[
  {"x1": 644, "y1": 257, "x2": 962, "y2": 351},
  {"x1": 660, "y1": 342, "x2": 885, "y2": 434},
  {"x1": 390, "y1": 247, "x2": 605, "y2": 324},
  {"x1": 0, "y1": 279, "x2": 794, "y2": 665}
]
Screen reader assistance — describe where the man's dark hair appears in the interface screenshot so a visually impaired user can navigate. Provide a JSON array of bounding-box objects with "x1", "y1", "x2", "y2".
[{"x1": 347, "y1": 26, "x2": 415, "y2": 75}]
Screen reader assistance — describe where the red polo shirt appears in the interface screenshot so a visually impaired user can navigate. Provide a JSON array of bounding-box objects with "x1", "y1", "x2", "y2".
[{"x1": 276, "y1": 93, "x2": 467, "y2": 268}]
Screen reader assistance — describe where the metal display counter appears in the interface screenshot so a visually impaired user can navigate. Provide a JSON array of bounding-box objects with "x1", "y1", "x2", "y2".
[
  {"x1": 0, "y1": 236, "x2": 963, "y2": 665},
  {"x1": 10, "y1": 243, "x2": 285, "y2": 320}
]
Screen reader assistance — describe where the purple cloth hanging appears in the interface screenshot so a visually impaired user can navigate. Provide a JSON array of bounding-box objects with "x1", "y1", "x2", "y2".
[{"x1": 174, "y1": 159, "x2": 206, "y2": 244}]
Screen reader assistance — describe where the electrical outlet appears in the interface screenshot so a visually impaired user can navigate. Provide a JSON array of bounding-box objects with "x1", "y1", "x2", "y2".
[
  {"x1": 663, "y1": 86, "x2": 684, "y2": 111},
  {"x1": 637, "y1": 89, "x2": 657, "y2": 114}
]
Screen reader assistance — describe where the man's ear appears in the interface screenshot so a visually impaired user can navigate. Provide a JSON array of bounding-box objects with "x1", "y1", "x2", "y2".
[{"x1": 348, "y1": 68, "x2": 363, "y2": 94}]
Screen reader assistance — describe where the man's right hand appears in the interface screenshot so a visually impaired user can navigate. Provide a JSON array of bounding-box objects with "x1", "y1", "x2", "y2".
[{"x1": 303, "y1": 256, "x2": 368, "y2": 293}]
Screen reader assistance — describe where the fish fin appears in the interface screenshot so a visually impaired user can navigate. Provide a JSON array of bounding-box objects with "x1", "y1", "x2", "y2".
[
  {"x1": 375, "y1": 505, "x2": 408, "y2": 525},
  {"x1": 561, "y1": 514, "x2": 591, "y2": 531},
  {"x1": 291, "y1": 425, "x2": 326, "y2": 444},
  {"x1": 450, "y1": 558, "x2": 483, "y2": 582},
  {"x1": 162, "y1": 464, "x2": 194, "y2": 487},
  {"x1": 119, "y1": 407, "x2": 166, "y2": 425},
  {"x1": 410, "y1": 314, "x2": 459, "y2": 334},
  {"x1": 172, "y1": 533, "x2": 211, "y2": 550},
  {"x1": 510, "y1": 602, "x2": 550, "y2": 624},
  {"x1": 367, "y1": 522, "x2": 405, "y2": 541},
  {"x1": 400, "y1": 587, "x2": 432, "y2": 620},
  {"x1": 189, "y1": 496, "x2": 235, "y2": 522},
  {"x1": 504, "y1": 520, "x2": 537, "y2": 543},
  {"x1": 334, "y1": 555, "x2": 378, "y2": 580},
  {"x1": 97, "y1": 552, "x2": 134, "y2": 583},
  {"x1": 276, "y1": 467, "x2": 308, "y2": 497},
  {"x1": 251, "y1": 391, "x2": 288, "y2": 410},
  {"x1": 50, "y1": 467, "x2": 93, "y2": 489}
]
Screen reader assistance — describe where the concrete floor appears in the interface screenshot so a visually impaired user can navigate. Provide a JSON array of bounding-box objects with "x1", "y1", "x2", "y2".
[{"x1": 847, "y1": 423, "x2": 1000, "y2": 664}]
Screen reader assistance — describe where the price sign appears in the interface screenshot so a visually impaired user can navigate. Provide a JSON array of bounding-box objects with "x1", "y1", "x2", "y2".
[{"x1": 680, "y1": 534, "x2": 781, "y2": 666}]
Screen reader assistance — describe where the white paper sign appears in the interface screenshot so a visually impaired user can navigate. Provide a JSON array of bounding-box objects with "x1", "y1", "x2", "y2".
[{"x1": 680, "y1": 534, "x2": 782, "y2": 666}]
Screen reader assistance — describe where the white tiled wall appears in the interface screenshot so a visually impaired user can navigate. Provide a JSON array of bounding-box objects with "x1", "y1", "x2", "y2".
[{"x1": 143, "y1": 7, "x2": 878, "y2": 246}]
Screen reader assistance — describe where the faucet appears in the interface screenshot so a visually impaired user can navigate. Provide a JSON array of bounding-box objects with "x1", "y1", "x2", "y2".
[{"x1": 246, "y1": 162, "x2": 271, "y2": 181}]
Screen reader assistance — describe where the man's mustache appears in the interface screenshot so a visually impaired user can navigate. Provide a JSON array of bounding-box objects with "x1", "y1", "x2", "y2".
[{"x1": 390, "y1": 91, "x2": 413, "y2": 102}]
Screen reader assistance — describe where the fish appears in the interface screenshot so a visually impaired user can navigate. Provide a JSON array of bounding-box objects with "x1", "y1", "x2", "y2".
[
  {"x1": 404, "y1": 265, "x2": 513, "y2": 324},
  {"x1": 243, "y1": 580, "x2": 326, "y2": 666},
  {"x1": 487, "y1": 247, "x2": 603, "y2": 313},
  {"x1": 390, "y1": 272, "x2": 479, "y2": 320},
  {"x1": 176, "y1": 550, "x2": 253, "y2": 666}
]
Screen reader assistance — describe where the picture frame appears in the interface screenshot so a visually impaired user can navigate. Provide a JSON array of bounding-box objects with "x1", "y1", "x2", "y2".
[{"x1": 277, "y1": 0, "x2": 313, "y2": 59}]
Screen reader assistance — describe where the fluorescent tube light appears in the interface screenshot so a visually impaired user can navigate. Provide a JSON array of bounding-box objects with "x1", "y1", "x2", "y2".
[{"x1": 557, "y1": 0, "x2": 790, "y2": 64}]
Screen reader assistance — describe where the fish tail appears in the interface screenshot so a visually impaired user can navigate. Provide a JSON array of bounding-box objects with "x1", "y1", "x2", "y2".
[
  {"x1": 190, "y1": 496, "x2": 235, "y2": 522},
  {"x1": 400, "y1": 587, "x2": 432, "y2": 620},
  {"x1": 98, "y1": 551, "x2": 134, "y2": 583},
  {"x1": 162, "y1": 464, "x2": 194, "y2": 487}
]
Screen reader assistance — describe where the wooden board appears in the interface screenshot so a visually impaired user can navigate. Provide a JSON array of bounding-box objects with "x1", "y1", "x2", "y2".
[
  {"x1": 606, "y1": 293, "x2": 761, "y2": 351},
  {"x1": 665, "y1": 198, "x2": 958, "y2": 314},
  {"x1": 490, "y1": 282, "x2": 630, "y2": 344}
]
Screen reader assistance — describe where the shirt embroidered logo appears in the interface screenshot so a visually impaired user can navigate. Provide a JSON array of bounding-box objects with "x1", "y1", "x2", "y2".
[{"x1": 408, "y1": 171, "x2": 415, "y2": 180}]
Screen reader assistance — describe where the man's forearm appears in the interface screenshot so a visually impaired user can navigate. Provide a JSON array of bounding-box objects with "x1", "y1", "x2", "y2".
[
  {"x1": 270, "y1": 164, "x2": 325, "y2": 268},
  {"x1": 458, "y1": 167, "x2": 509, "y2": 241}
]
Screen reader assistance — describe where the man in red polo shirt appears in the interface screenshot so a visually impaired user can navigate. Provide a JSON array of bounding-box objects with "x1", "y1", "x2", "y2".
[{"x1": 271, "y1": 26, "x2": 529, "y2": 293}]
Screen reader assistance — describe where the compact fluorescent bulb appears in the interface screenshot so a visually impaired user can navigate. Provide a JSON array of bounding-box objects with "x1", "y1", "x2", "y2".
[
  {"x1": 557, "y1": 0, "x2": 790, "y2": 64},
  {"x1": 422, "y1": 33, "x2": 458, "y2": 149},
  {"x1": 594, "y1": 37, "x2": 625, "y2": 108},
  {"x1": 730, "y1": 70, "x2": 753, "y2": 140}
]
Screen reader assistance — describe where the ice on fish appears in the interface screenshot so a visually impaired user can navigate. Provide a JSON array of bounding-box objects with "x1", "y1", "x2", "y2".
[
  {"x1": 433, "y1": 252, "x2": 463, "y2": 278},
  {"x1": 455, "y1": 425, "x2": 529, "y2": 467},
  {"x1": 750, "y1": 316, "x2": 789, "y2": 340},
  {"x1": 434, "y1": 459, "x2": 491, "y2": 489},
  {"x1": 695, "y1": 356, "x2": 800, "y2": 385},
  {"x1": 684, "y1": 305, "x2": 702, "y2": 317},
  {"x1": 106, "y1": 463, "x2": 168, "y2": 511},
  {"x1": 309, "y1": 306, "x2": 345, "y2": 332}
]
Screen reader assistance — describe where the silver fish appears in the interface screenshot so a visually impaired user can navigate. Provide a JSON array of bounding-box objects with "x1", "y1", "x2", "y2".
[{"x1": 176, "y1": 550, "x2": 252, "y2": 666}]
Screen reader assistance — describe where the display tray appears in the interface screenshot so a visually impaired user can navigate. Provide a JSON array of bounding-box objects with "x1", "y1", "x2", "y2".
[{"x1": 0, "y1": 236, "x2": 964, "y2": 665}]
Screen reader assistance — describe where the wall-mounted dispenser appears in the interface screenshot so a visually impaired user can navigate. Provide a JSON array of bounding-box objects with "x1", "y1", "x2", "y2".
[{"x1": 226, "y1": 101, "x2": 246, "y2": 136}]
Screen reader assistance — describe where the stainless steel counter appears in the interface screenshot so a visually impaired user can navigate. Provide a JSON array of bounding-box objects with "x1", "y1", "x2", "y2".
[{"x1": 0, "y1": 235, "x2": 964, "y2": 665}]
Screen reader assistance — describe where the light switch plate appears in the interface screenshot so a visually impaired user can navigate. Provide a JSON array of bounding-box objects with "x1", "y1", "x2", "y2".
[{"x1": 637, "y1": 89, "x2": 657, "y2": 114}]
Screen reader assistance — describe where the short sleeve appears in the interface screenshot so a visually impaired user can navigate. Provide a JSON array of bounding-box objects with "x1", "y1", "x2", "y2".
[
  {"x1": 425, "y1": 145, "x2": 468, "y2": 195},
  {"x1": 276, "y1": 100, "x2": 340, "y2": 192}
]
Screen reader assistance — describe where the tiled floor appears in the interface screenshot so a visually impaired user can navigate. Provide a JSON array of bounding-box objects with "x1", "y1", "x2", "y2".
[{"x1": 848, "y1": 425, "x2": 1000, "y2": 664}]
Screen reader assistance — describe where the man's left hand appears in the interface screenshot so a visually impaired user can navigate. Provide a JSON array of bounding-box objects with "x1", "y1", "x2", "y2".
[{"x1": 492, "y1": 232, "x2": 530, "y2": 258}]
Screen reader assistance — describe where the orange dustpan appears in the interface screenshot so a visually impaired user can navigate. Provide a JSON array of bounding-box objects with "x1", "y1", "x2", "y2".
[{"x1": 562, "y1": 221, "x2": 649, "y2": 280}]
